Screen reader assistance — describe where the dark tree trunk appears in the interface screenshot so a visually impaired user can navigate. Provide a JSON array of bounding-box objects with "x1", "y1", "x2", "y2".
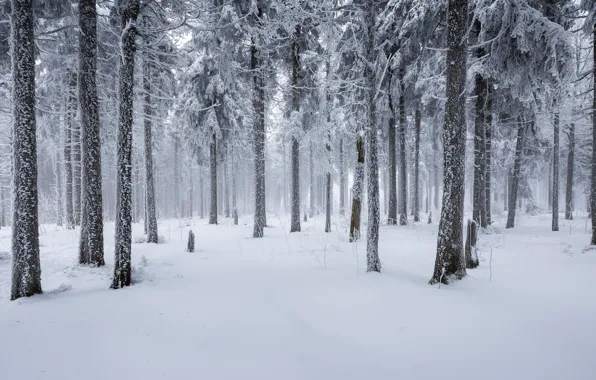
[
  {"x1": 430, "y1": 0, "x2": 468, "y2": 285},
  {"x1": 56, "y1": 153, "x2": 63, "y2": 226},
  {"x1": 552, "y1": 106, "x2": 560, "y2": 231},
  {"x1": 78, "y1": 0, "x2": 104, "y2": 266},
  {"x1": 224, "y1": 149, "x2": 230, "y2": 218},
  {"x1": 309, "y1": 143, "x2": 314, "y2": 218},
  {"x1": 209, "y1": 136, "x2": 218, "y2": 225},
  {"x1": 143, "y1": 48, "x2": 158, "y2": 243},
  {"x1": 485, "y1": 81, "x2": 493, "y2": 225},
  {"x1": 325, "y1": 138, "x2": 332, "y2": 233},
  {"x1": 387, "y1": 53, "x2": 397, "y2": 224},
  {"x1": 350, "y1": 136, "x2": 365, "y2": 242},
  {"x1": 464, "y1": 219, "x2": 479, "y2": 268},
  {"x1": 413, "y1": 105, "x2": 421, "y2": 222},
  {"x1": 365, "y1": 0, "x2": 380, "y2": 272},
  {"x1": 565, "y1": 123, "x2": 575, "y2": 220},
  {"x1": 10, "y1": 0, "x2": 43, "y2": 300},
  {"x1": 64, "y1": 71, "x2": 76, "y2": 230},
  {"x1": 398, "y1": 69, "x2": 407, "y2": 226},
  {"x1": 290, "y1": 25, "x2": 301, "y2": 232},
  {"x1": 252, "y1": 1, "x2": 266, "y2": 238},
  {"x1": 112, "y1": 0, "x2": 140, "y2": 289},
  {"x1": 472, "y1": 74, "x2": 487, "y2": 227},
  {"x1": 199, "y1": 165, "x2": 204, "y2": 219},
  {"x1": 591, "y1": 28, "x2": 596, "y2": 245},
  {"x1": 506, "y1": 119, "x2": 526, "y2": 229},
  {"x1": 339, "y1": 137, "x2": 345, "y2": 217},
  {"x1": 231, "y1": 145, "x2": 238, "y2": 225},
  {"x1": 72, "y1": 104, "x2": 81, "y2": 226}
]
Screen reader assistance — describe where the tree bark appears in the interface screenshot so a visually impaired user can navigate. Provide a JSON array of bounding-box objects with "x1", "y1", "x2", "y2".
[
  {"x1": 339, "y1": 137, "x2": 345, "y2": 217},
  {"x1": 485, "y1": 81, "x2": 493, "y2": 225},
  {"x1": 590, "y1": 27, "x2": 596, "y2": 245},
  {"x1": 290, "y1": 25, "x2": 301, "y2": 232},
  {"x1": 565, "y1": 123, "x2": 575, "y2": 220},
  {"x1": 252, "y1": 0, "x2": 266, "y2": 238},
  {"x1": 552, "y1": 105, "x2": 560, "y2": 231},
  {"x1": 398, "y1": 69, "x2": 407, "y2": 226},
  {"x1": 506, "y1": 118, "x2": 526, "y2": 229},
  {"x1": 112, "y1": 0, "x2": 140, "y2": 289},
  {"x1": 78, "y1": 0, "x2": 104, "y2": 266},
  {"x1": 11, "y1": 0, "x2": 43, "y2": 299},
  {"x1": 350, "y1": 135, "x2": 365, "y2": 242},
  {"x1": 430, "y1": 0, "x2": 468, "y2": 284},
  {"x1": 143, "y1": 47, "x2": 158, "y2": 243},
  {"x1": 209, "y1": 136, "x2": 218, "y2": 225},
  {"x1": 64, "y1": 72, "x2": 75, "y2": 230},
  {"x1": 413, "y1": 105, "x2": 421, "y2": 222}
]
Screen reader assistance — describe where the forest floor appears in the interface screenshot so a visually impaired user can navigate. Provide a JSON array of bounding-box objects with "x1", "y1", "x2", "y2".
[{"x1": 0, "y1": 212, "x2": 594, "y2": 380}]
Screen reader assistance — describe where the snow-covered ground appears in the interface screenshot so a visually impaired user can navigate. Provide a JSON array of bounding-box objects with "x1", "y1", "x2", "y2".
[{"x1": 0, "y1": 212, "x2": 594, "y2": 380}]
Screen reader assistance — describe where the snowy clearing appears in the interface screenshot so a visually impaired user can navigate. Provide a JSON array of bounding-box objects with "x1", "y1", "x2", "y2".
[{"x1": 1, "y1": 213, "x2": 595, "y2": 380}]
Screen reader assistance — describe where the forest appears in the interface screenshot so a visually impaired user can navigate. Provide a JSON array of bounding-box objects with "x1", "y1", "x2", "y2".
[{"x1": 0, "y1": 0, "x2": 595, "y2": 379}]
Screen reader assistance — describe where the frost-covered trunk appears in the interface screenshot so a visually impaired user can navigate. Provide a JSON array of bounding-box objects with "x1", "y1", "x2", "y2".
[
  {"x1": 591, "y1": 28, "x2": 596, "y2": 245},
  {"x1": 112, "y1": 0, "x2": 139, "y2": 289},
  {"x1": 339, "y1": 137, "x2": 345, "y2": 217},
  {"x1": 143, "y1": 49, "x2": 158, "y2": 243},
  {"x1": 552, "y1": 107, "x2": 560, "y2": 231},
  {"x1": 72, "y1": 101, "x2": 82, "y2": 226},
  {"x1": 472, "y1": 73, "x2": 487, "y2": 228},
  {"x1": 565, "y1": 123, "x2": 575, "y2": 220},
  {"x1": 398, "y1": 70, "x2": 407, "y2": 226},
  {"x1": 174, "y1": 137, "x2": 180, "y2": 218},
  {"x1": 413, "y1": 106, "x2": 421, "y2": 222},
  {"x1": 64, "y1": 72, "x2": 75, "y2": 230},
  {"x1": 209, "y1": 136, "x2": 217, "y2": 225},
  {"x1": 231, "y1": 145, "x2": 238, "y2": 225},
  {"x1": 78, "y1": 0, "x2": 104, "y2": 266},
  {"x1": 290, "y1": 26, "x2": 301, "y2": 233},
  {"x1": 10, "y1": 0, "x2": 42, "y2": 300},
  {"x1": 199, "y1": 165, "x2": 204, "y2": 219},
  {"x1": 506, "y1": 119, "x2": 525, "y2": 229},
  {"x1": 387, "y1": 78, "x2": 397, "y2": 225},
  {"x1": 430, "y1": 0, "x2": 468, "y2": 284},
  {"x1": 55, "y1": 152, "x2": 63, "y2": 226},
  {"x1": 364, "y1": 1, "x2": 380, "y2": 271},
  {"x1": 224, "y1": 148, "x2": 230, "y2": 218},
  {"x1": 252, "y1": 1, "x2": 266, "y2": 238},
  {"x1": 325, "y1": 133, "x2": 332, "y2": 233},
  {"x1": 433, "y1": 128, "x2": 440, "y2": 210},
  {"x1": 485, "y1": 82, "x2": 493, "y2": 225},
  {"x1": 349, "y1": 135, "x2": 365, "y2": 242},
  {"x1": 309, "y1": 143, "x2": 314, "y2": 218}
]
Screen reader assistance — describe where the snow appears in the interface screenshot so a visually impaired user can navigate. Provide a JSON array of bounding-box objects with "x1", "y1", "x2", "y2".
[{"x1": 0, "y1": 213, "x2": 595, "y2": 380}]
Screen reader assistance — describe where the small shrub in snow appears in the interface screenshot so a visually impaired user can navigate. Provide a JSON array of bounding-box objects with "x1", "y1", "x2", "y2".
[{"x1": 187, "y1": 230, "x2": 195, "y2": 252}]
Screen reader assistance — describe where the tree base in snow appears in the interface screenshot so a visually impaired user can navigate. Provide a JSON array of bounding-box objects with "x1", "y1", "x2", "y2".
[{"x1": 428, "y1": 269, "x2": 466, "y2": 285}]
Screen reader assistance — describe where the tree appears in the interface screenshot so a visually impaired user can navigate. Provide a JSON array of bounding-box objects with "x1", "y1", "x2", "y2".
[
  {"x1": 112, "y1": 0, "x2": 140, "y2": 289},
  {"x1": 430, "y1": 0, "x2": 468, "y2": 285},
  {"x1": 11, "y1": 0, "x2": 42, "y2": 300},
  {"x1": 78, "y1": 0, "x2": 104, "y2": 266}
]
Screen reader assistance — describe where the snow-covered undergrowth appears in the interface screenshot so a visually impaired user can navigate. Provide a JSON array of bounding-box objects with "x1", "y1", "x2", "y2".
[{"x1": 0, "y1": 213, "x2": 594, "y2": 379}]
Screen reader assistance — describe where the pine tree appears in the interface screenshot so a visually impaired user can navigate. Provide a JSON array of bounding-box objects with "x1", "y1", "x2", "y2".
[
  {"x1": 78, "y1": 0, "x2": 104, "y2": 266},
  {"x1": 112, "y1": 0, "x2": 140, "y2": 289},
  {"x1": 430, "y1": 0, "x2": 468, "y2": 285},
  {"x1": 11, "y1": 0, "x2": 42, "y2": 300}
]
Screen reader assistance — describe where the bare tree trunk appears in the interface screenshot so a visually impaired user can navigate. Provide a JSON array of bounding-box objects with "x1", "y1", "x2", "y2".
[
  {"x1": 339, "y1": 137, "x2": 345, "y2": 217},
  {"x1": 231, "y1": 145, "x2": 238, "y2": 225},
  {"x1": 565, "y1": 123, "x2": 575, "y2": 220},
  {"x1": 590, "y1": 28, "x2": 596, "y2": 245},
  {"x1": 552, "y1": 106, "x2": 560, "y2": 231},
  {"x1": 224, "y1": 148, "x2": 230, "y2": 218},
  {"x1": 398, "y1": 69, "x2": 407, "y2": 226},
  {"x1": 209, "y1": 136, "x2": 218, "y2": 225},
  {"x1": 290, "y1": 25, "x2": 301, "y2": 232},
  {"x1": 64, "y1": 72, "x2": 75, "y2": 230},
  {"x1": 112, "y1": 0, "x2": 140, "y2": 289},
  {"x1": 413, "y1": 105, "x2": 421, "y2": 222},
  {"x1": 506, "y1": 118, "x2": 526, "y2": 229},
  {"x1": 430, "y1": 0, "x2": 468, "y2": 284},
  {"x1": 10, "y1": 0, "x2": 42, "y2": 299},
  {"x1": 252, "y1": 1, "x2": 266, "y2": 238},
  {"x1": 485, "y1": 81, "x2": 493, "y2": 225},
  {"x1": 56, "y1": 151, "x2": 63, "y2": 226},
  {"x1": 143, "y1": 49, "x2": 158, "y2": 243},
  {"x1": 78, "y1": 0, "x2": 105, "y2": 266},
  {"x1": 350, "y1": 136, "x2": 365, "y2": 242}
]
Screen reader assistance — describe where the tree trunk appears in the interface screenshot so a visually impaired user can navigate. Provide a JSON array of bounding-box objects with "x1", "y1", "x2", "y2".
[
  {"x1": 78, "y1": 0, "x2": 105, "y2": 266},
  {"x1": 430, "y1": 0, "x2": 468, "y2": 285},
  {"x1": 231, "y1": 145, "x2": 238, "y2": 225},
  {"x1": 11, "y1": 0, "x2": 43, "y2": 300},
  {"x1": 485, "y1": 81, "x2": 493, "y2": 225},
  {"x1": 387, "y1": 56, "x2": 397, "y2": 224},
  {"x1": 55, "y1": 152, "x2": 63, "y2": 226},
  {"x1": 112, "y1": 0, "x2": 140, "y2": 289},
  {"x1": 72, "y1": 103, "x2": 81, "y2": 226},
  {"x1": 472, "y1": 75, "x2": 487, "y2": 227},
  {"x1": 309, "y1": 143, "x2": 314, "y2": 218},
  {"x1": 350, "y1": 136, "x2": 365, "y2": 242},
  {"x1": 506, "y1": 119, "x2": 526, "y2": 229},
  {"x1": 209, "y1": 136, "x2": 218, "y2": 225},
  {"x1": 552, "y1": 106, "x2": 560, "y2": 231},
  {"x1": 413, "y1": 105, "x2": 421, "y2": 222},
  {"x1": 143, "y1": 48, "x2": 158, "y2": 243},
  {"x1": 224, "y1": 148, "x2": 230, "y2": 218},
  {"x1": 64, "y1": 72, "x2": 75, "y2": 230},
  {"x1": 590, "y1": 28, "x2": 596, "y2": 245},
  {"x1": 365, "y1": 0, "x2": 381, "y2": 271},
  {"x1": 565, "y1": 123, "x2": 575, "y2": 220},
  {"x1": 339, "y1": 137, "x2": 345, "y2": 217},
  {"x1": 290, "y1": 26, "x2": 301, "y2": 232},
  {"x1": 398, "y1": 69, "x2": 407, "y2": 226},
  {"x1": 252, "y1": 1, "x2": 266, "y2": 238}
]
